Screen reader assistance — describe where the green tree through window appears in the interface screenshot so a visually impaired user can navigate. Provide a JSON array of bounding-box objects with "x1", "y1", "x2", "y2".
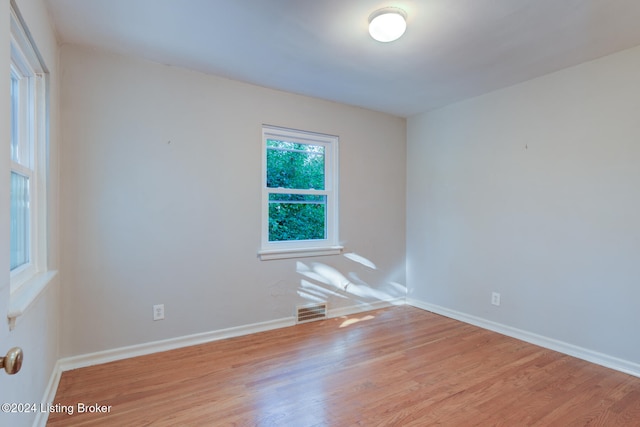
[{"x1": 266, "y1": 140, "x2": 326, "y2": 241}]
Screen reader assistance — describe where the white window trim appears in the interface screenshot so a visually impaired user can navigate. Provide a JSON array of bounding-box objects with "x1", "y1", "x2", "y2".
[
  {"x1": 258, "y1": 125, "x2": 342, "y2": 260},
  {"x1": 8, "y1": 1, "x2": 56, "y2": 329}
]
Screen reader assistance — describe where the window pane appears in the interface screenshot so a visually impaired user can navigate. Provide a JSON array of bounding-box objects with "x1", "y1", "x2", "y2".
[
  {"x1": 10, "y1": 171, "x2": 30, "y2": 270},
  {"x1": 10, "y1": 75, "x2": 20, "y2": 163},
  {"x1": 266, "y1": 140, "x2": 325, "y2": 190},
  {"x1": 269, "y1": 194, "x2": 326, "y2": 241}
]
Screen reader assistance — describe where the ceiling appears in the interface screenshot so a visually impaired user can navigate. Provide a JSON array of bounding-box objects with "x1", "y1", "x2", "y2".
[{"x1": 44, "y1": 0, "x2": 640, "y2": 117}]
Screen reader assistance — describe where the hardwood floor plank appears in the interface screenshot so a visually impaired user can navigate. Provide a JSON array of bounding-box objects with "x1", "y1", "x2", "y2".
[{"x1": 48, "y1": 306, "x2": 640, "y2": 426}]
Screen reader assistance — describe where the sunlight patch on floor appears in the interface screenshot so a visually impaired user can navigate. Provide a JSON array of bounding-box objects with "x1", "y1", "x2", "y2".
[{"x1": 339, "y1": 315, "x2": 375, "y2": 328}]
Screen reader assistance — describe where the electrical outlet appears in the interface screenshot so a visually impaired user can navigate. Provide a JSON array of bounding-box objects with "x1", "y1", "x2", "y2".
[
  {"x1": 153, "y1": 304, "x2": 165, "y2": 321},
  {"x1": 491, "y1": 292, "x2": 501, "y2": 306}
]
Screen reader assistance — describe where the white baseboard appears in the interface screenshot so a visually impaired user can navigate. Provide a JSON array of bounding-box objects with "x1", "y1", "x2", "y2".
[
  {"x1": 33, "y1": 316, "x2": 294, "y2": 427},
  {"x1": 33, "y1": 359, "x2": 63, "y2": 427},
  {"x1": 58, "y1": 316, "x2": 297, "y2": 372},
  {"x1": 41, "y1": 297, "x2": 638, "y2": 427},
  {"x1": 328, "y1": 298, "x2": 406, "y2": 319},
  {"x1": 55, "y1": 300, "x2": 404, "y2": 373},
  {"x1": 35, "y1": 301, "x2": 401, "y2": 426},
  {"x1": 407, "y1": 298, "x2": 640, "y2": 378}
]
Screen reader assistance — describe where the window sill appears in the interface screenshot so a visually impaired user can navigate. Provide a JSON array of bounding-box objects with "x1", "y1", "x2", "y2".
[
  {"x1": 8, "y1": 270, "x2": 58, "y2": 330},
  {"x1": 258, "y1": 246, "x2": 344, "y2": 261}
]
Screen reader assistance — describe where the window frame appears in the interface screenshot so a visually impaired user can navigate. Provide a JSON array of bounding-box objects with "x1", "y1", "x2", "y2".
[
  {"x1": 259, "y1": 125, "x2": 342, "y2": 261},
  {"x1": 10, "y1": 44, "x2": 36, "y2": 284},
  {"x1": 8, "y1": 1, "x2": 52, "y2": 316}
]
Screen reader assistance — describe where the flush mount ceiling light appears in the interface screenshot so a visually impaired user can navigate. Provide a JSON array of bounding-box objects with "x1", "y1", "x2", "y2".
[{"x1": 368, "y1": 7, "x2": 407, "y2": 42}]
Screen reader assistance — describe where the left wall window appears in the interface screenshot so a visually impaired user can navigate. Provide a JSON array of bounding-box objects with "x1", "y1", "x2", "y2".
[{"x1": 9, "y1": 2, "x2": 49, "y2": 293}]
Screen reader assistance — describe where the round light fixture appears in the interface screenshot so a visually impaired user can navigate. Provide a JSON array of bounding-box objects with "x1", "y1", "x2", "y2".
[{"x1": 368, "y1": 7, "x2": 407, "y2": 42}]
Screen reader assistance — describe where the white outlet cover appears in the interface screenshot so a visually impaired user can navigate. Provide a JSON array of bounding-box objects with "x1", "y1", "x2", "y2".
[
  {"x1": 491, "y1": 292, "x2": 501, "y2": 306},
  {"x1": 153, "y1": 304, "x2": 165, "y2": 320}
]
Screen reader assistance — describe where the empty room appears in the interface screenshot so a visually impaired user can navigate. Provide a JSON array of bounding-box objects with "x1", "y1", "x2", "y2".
[{"x1": 1, "y1": 0, "x2": 639, "y2": 425}]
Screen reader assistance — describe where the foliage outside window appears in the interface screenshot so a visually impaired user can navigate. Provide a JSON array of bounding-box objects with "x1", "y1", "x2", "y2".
[{"x1": 260, "y1": 125, "x2": 341, "y2": 260}]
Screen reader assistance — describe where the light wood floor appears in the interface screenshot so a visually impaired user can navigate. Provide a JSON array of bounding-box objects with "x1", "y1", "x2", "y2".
[{"x1": 48, "y1": 306, "x2": 640, "y2": 426}]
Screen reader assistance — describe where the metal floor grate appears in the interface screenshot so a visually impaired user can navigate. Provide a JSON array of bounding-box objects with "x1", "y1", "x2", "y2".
[{"x1": 297, "y1": 303, "x2": 328, "y2": 323}]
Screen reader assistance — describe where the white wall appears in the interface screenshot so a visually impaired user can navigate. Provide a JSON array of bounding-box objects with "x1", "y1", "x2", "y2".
[
  {"x1": 0, "y1": 0, "x2": 60, "y2": 426},
  {"x1": 59, "y1": 45, "x2": 406, "y2": 357},
  {"x1": 407, "y1": 45, "x2": 640, "y2": 366}
]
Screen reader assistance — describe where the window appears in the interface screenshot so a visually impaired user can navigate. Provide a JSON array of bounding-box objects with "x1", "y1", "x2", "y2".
[
  {"x1": 259, "y1": 125, "x2": 341, "y2": 260},
  {"x1": 9, "y1": 3, "x2": 49, "y2": 295}
]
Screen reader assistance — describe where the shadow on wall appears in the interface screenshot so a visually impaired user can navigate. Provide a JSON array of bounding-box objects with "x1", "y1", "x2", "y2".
[{"x1": 295, "y1": 252, "x2": 406, "y2": 312}]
